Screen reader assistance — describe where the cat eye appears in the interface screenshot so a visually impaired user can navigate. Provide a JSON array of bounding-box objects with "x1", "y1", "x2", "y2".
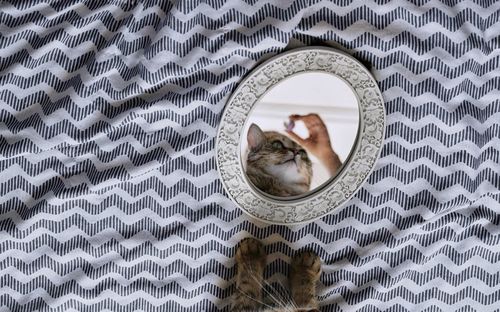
[
  {"x1": 217, "y1": 46, "x2": 385, "y2": 224},
  {"x1": 271, "y1": 141, "x2": 284, "y2": 149}
]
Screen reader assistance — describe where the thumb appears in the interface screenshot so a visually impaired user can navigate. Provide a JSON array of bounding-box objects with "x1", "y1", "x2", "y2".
[{"x1": 285, "y1": 130, "x2": 307, "y2": 146}]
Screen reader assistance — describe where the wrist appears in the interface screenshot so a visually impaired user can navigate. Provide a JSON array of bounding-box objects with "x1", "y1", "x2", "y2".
[{"x1": 319, "y1": 150, "x2": 342, "y2": 176}]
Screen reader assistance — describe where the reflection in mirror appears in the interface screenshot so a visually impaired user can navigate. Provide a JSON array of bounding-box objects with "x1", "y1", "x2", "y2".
[{"x1": 241, "y1": 72, "x2": 360, "y2": 198}]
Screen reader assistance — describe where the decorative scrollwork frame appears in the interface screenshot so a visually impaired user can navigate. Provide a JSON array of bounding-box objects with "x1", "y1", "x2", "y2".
[{"x1": 216, "y1": 47, "x2": 385, "y2": 224}]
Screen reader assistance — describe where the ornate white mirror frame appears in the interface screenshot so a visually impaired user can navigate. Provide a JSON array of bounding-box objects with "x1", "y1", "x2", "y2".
[{"x1": 216, "y1": 47, "x2": 385, "y2": 224}]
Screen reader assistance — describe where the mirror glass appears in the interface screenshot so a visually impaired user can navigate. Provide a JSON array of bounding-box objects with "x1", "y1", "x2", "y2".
[{"x1": 240, "y1": 72, "x2": 360, "y2": 199}]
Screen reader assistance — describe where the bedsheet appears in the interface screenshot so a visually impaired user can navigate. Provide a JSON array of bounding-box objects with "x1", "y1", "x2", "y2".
[{"x1": 1, "y1": 1, "x2": 500, "y2": 311}]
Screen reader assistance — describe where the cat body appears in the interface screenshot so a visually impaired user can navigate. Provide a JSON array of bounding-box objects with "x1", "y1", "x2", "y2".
[
  {"x1": 246, "y1": 124, "x2": 313, "y2": 197},
  {"x1": 232, "y1": 238, "x2": 320, "y2": 312}
]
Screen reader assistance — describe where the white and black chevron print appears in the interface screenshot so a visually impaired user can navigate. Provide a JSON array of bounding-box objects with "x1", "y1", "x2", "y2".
[{"x1": 1, "y1": 0, "x2": 500, "y2": 311}]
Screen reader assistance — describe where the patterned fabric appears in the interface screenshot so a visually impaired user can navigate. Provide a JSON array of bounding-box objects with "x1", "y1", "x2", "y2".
[{"x1": 1, "y1": 1, "x2": 500, "y2": 311}]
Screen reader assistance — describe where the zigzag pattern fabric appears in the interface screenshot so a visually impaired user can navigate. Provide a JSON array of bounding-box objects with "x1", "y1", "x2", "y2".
[{"x1": 1, "y1": 0, "x2": 500, "y2": 311}]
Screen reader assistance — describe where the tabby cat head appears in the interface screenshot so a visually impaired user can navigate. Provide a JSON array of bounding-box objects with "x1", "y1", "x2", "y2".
[{"x1": 246, "y1": 123, "x2": 313, "y2": 197}]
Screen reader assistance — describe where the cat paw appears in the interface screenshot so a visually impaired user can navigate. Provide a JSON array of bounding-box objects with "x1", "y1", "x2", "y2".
[
  {"x1": 290, "y1": 251, "x2": 321, "y2": 308},
  {"x1": 292, "y1": 251, "x2": 321, "y2": 276},
  {"x1": 236, "y1": 238, "x2": 266, "y2": 266}
]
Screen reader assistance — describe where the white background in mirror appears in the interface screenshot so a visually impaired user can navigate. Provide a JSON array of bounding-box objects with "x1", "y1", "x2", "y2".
[{"x1": 241, "y1": 72, "x2": 359, "y2": 190}]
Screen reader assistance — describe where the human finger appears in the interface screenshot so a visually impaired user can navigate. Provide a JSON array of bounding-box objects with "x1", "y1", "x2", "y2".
[
  {"x1": 289, "y1": 114, "x2": 304, "y2": 121},
  {"x1": 285, "y1": 130, "x2": 308, "y2": 146}
]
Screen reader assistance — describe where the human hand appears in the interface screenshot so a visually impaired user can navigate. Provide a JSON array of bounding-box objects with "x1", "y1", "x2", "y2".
[
  {"x1": 285, "y1": 113, "x2": 342, "y2": 175},
  {"x1": 285, "y1": 113, "x2": 333, "y2": 159}
]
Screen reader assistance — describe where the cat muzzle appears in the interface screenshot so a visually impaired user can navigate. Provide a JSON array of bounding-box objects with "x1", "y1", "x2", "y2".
[{"x1": 281, "y1": 153, "x2": 301, "y2": 165}]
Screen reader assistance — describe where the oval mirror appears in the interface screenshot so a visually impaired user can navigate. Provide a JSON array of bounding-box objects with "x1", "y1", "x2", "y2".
[
  {"x1": 240, "y1": 72, "x2": 359, "y2": 199},
  {"x1": 216, "y1": 47, "x2": 385, "y2": 224}
]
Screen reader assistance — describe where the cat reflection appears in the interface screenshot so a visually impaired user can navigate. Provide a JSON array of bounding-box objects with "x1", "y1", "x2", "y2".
[{"x1": 246, "y1": 124, "x2": 313, "y2": 197}]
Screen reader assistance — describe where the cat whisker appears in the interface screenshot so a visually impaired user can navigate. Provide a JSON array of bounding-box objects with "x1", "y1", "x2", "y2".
[
  {"x1": 260, "y1": 277, "x2": 291, "y2": 309},
  {"x1": 261, "y1": 279, "x2": 289, "y2": 309},
  {"x1": 274, "y1": 279, "x2": 297, "y2": 308},
  {"x1": 263, "y1": 277, "x2": 299, "y2": 311},
  {"x1": 252, "y1": 272, "x2": 297, "y2": 312},
  {"x1": 244, "y1": 263, "x2": 288, "y2": 309},
  {"x1": 236, "y1": 286, "x2": 276, "y2": 311}
]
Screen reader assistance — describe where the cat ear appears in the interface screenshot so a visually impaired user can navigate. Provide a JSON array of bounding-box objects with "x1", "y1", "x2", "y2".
[{"x1": 247, "y1": 123, "x2": 266, "y2": 152}]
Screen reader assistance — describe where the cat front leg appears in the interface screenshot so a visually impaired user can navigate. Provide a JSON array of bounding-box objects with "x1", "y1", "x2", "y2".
[
  {"x1": 290, "y1": 251, "x2": 321, "y2": 310},
  {"x1": 232, "y1": 238, "x2": 266, "y2": 311}
]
